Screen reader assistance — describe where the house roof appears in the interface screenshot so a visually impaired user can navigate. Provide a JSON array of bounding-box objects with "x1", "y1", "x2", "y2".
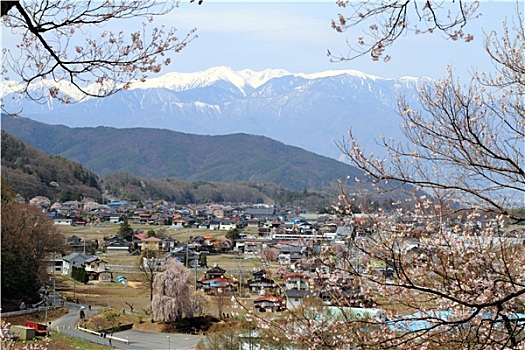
[
  {"x1": 246, "y1": 208, "x2": 275, "y2": 216},
  {"x1": 104, "y1": 239, "x2": 131, "y2": 248},
  {"x1": 141, "y1": 236, "x2": 162, "y2": 242},
  {"x1": 206, "y1": 265, "x2": 226, "y2": 273},
  {"x1": 62, "y1": 252, "x2": 89, "y2": 263},
  {"x1": 134, "y1": 233, "x2": 147, "y2": 240},
  {"x1": 284, "y1": 290, "x2": 314, "y2": 298},
  {"x1": 254, "y1": 296, "x2": 283, "y2": 303},
  {"x1": 283, "y1": 273, "x2": 310, "y2": 280},
  {"x1": 84, "y1": 257, "x2": 107, "y2": 264},
  {"x1": 199, "y1": 277, "x2": 237, "y2": 287}
]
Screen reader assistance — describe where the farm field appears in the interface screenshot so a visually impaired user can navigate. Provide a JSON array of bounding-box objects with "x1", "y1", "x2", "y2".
[{"x1": 52, "y1": 223, "x2": 274, "y2": 334}]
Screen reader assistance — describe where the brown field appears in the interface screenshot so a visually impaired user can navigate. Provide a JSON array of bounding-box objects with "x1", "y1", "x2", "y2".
[
  {"x1": 57, "y1": 224, "x2": 257, "y2": 245},
  {"x1": 50, "y1": 224, "x2": 269, "y2": 335}
]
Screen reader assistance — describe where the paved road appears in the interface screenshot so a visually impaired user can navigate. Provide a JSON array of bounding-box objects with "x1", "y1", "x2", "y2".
[{"x1": 50, "y1": 302, "x2": 203, "y2": 350}]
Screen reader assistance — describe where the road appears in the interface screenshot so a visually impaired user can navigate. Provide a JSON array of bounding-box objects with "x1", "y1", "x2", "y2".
[{"x1": 49, "y1": 302, "x2": 203, "y2": 350}]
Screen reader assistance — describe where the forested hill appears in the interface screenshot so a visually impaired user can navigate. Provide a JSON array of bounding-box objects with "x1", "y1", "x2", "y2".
[
  {"x1": 1, "y1": 130, "x2": 333, "y2": 208},
  {"x1": 1, "y1": 115, "x2": 363, "y2": 191},
  {"x1": 1, "y1": 130, "x2": 102, "y2": 201}
]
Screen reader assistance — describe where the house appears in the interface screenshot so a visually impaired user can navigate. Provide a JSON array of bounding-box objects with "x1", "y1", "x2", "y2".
[
  {"x1": 245, "y1": 207, "x2": 275, "y2": 220},
  {"x1": 53, "y1": 216, "x2": 73, "y2": 226},
  {"x1": 276, "y1": 243, "x2": 308, "y2": 264},
  {"x1": 319, "y1": 285, "x2": 368, "y2": 307},
  {"x1": 161, "y1": 236, "x2": 179, "y2": 252},
  {"x1": 64, "y1": 235, "x2": 86, "y2": 252},
  {"x1": 204, "y1": 264, "x2": 226, "y2": 279},
  {"x1": 284, "y1": 289, "x2": 315, "y2": 310},
  {"x1": 258, "y1": 227, "x2": 270, "y2": 236},
  {"x1": 283, "y1": 273, "x2": 311, "y2": 291},
  {"x1": 212, "y1": 208, "x2": 225, "y2": 219},
  {"x1": 139, "y1": 236, "x2": 162, "y2": 251},
  {"x1": 246, "y1": 269, "x2": 277, "y2": 294},
  {"x1": 104, "y1": 236, "x2": 131, "y2": 252},
  {"x1": 205, "y1": 277, "x2": 236, "y2": 291},
  {"x1": 197, "y1": 264, "x2": 237, "y2": 292},
  {"x1": 283, "y1": 273, "x2": 313, "y2": 309},
  {"x1": 167, "y1": 246, "x2": 199, "y2": 267},
  {"x1": 219, "y1": 219, "x2": 237, "y2": 231},
  {"x1": 84, "y1": 257, "x2": 112, "y2": 282},
  {"x1": 62, "y1": 252, "x2": 89, "y2": 276},
  {"x1": 209, "y1": 219, "x2": 221, "y2": 230},
  {"x1": 335, "y1": 225, "x2": 356, "y2": 240},
  {"x1": 138, "y1": 212, "x2": 152, "y2": 224},
  {"x1": 234, "y1": 238, "x2": 272, "y2": 254},
  {"x1": 109, "y1": 215, "x2": 122, "y2": 224},
  {"x1": 247, "y1": 218, "x2": 260, "y2": 228},
  {"x1": 253, "y1": 296, "x2": 284, "y2": 312},
  {"x1": 44, "y1": 254, "x2": 63, "y2": 275},
  {"x1": 172, "y1": 217, "x2": 191, "y2": 228}
]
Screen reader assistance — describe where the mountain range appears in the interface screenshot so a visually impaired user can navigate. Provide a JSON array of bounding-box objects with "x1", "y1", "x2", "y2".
[
  {"x1": 1, "y1": 115, "x2": 363, "y2": 192},
  {"x1": 1, "y1": 66, "x2": 427, "y2": 160}
]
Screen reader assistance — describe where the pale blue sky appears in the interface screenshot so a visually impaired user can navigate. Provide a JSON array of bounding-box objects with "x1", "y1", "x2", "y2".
[
  {"x1": 1, "y1": 1, "x2": 522, "y2": 82},
  {"x1": 162, "y1": 1, "x2": 521, "y2": 80}
]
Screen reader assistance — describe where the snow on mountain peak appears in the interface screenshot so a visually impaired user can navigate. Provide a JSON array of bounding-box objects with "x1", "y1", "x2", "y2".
[
  {"x1": 127, "y1": 66, "x2": 245, "y2": 92},
  {"x1": 2, "y1": 66, "x2": 426, "y2": 100},
  {"x1": 238, "y1": 68, "x2": 291, "y2": 88},
  {"x1": 125, "y1": 66, "x2": 394, "y2": 93},
  {"x1": 127, "y1": 66, "x2": 293, "y2": 93},
  {"x1": 300, "y1": 69, "x2": 383, "y2": 81}
]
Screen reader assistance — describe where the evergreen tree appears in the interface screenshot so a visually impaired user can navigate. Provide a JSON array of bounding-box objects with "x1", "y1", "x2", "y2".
[{"x1": 118, "y1": 216, "x2": 134, "y2": 241}]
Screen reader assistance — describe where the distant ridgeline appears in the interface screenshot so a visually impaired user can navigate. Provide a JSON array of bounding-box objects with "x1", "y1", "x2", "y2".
[
  {"x1": 1, "y1": 122, "x2": 341, "y2": 208},
  {"x1": 1, "y1": 114, "x2": 363, "y2": 191}
]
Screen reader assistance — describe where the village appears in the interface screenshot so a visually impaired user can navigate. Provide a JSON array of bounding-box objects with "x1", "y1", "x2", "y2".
[
  {"x1": 27, "y1": 196, "x2": 524, "y2": 320},
  {"x1": 2, "y1": 190, "x2": 524, "y2": 350}
]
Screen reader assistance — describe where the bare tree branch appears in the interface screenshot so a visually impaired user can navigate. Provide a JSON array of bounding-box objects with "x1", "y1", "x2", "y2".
[{"x1": 2, "y1": 1, "x2": 198, "y2": 102}]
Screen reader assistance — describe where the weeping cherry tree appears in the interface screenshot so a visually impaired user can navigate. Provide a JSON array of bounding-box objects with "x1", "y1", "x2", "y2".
[{"x1": 151, "y1": 258, "x2": 193, "y2": 323}]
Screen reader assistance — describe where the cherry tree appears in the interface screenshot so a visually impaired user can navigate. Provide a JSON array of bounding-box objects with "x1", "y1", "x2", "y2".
[
  {"x1": 337, "y1": 15, "x2": 524, "y2": 223},
  {"x1": 238, "y1": 7, "x2": 525, "y2": 350},
  {"x1": 329, "y1": 0, "x2": 480, "y2": 62},
  {"x1": 151, "y1": 258, "x2": 193, "y2": 323},
  {"x1": 1, "y1": 1, "x2": 197, "y2": 102}
]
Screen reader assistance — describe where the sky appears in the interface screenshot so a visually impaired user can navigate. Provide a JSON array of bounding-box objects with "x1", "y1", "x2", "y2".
[
  {"x1": 153, "y1": 1, "x2": 521, "y2": 81},
  {"x1": 1, "y1": 1, "x2": 522, "y2": 82}
]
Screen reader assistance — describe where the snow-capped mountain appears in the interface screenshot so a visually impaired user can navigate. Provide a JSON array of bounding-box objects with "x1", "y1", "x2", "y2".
[
  {"x1": 129, "y1": 66, "x2": 292, "y2": 94},
  {"x1": 1, "y1": 67, "x2": 428, "y2": 159}
]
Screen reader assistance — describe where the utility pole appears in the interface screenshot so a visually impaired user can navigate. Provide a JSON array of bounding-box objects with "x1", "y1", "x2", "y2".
[
  {"x1": 52, "y1": 252, "x2": 56, "y2": 305},
  {"x1": 186, "y1": 228, "x2": 189, "y2": 268},
  {"x1": 194, "y1": 254, "x2": 198, "y2": 290},
  {"x1": 237, "y1": 250, "x2": 243, "y2": 297}
]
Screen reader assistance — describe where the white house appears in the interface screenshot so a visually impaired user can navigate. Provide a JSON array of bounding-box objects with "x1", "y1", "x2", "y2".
[
  {"x1": 53, "y1": 218, "x2": 73, "y2": 226},
  {"x1": 62, "y1": 252, "x2": 89, "y2": 276}
]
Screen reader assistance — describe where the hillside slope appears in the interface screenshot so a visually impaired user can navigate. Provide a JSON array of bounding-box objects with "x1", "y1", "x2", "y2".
[
  {"x1": 1, "y1": 115, "x2": 363, "y2": 191},
  {"x1": 1, "y1": 130, "x2": 101, "y2": 201}
]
